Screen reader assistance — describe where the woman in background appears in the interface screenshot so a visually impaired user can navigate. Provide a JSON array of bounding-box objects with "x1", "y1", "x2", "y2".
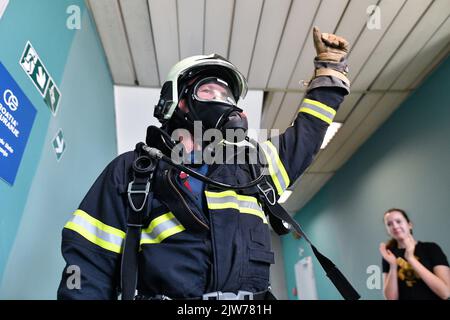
[{"x1": 380, "y1": 208, "x2": 450, "y2": 300}]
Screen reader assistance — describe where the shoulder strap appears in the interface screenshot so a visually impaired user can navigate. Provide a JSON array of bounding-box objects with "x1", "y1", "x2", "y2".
[
  {"x1": 249, "y1": 163, "x2": 360, "y2": 300},
  {"x1": 262, "y1": 199, "x2": 360, "y2": 300},
  {"x1": 121, "y1": 143, "x2": 156, "y2": 300}
]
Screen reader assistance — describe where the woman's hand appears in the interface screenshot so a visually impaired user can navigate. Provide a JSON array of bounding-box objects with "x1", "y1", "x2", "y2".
[
  {"x1": 404, "y1": 235, "x2": 417, "y2": 262},
  {"x1": 380, "y1": 242, "x2": 397, "y2": 266}
]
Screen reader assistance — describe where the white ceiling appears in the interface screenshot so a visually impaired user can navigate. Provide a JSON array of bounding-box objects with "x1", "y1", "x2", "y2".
[{"x1": 86, "y1": 0, "x2": 450, "y2": 214}]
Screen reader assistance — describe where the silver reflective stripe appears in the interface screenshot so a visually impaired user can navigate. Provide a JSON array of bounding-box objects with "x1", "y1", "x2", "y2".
[
  {"x1": 299, "y1": 98, "x2": 336, "y2": 124},
  {"x1": 206, "y1": 195, "x2": 263, "y2": 211},
  {"x1": 261, "y1": 141, "x2": 290, "y2": 195},
  {"x1": 70, "y1": 214, "x2": 124, "y2": 248},
  {"x1": 205, "y1": 191, "x2": 267, "y2": 224},
  {"x1": 140, "y1": 213, "x2": 185, "y2": 244}
]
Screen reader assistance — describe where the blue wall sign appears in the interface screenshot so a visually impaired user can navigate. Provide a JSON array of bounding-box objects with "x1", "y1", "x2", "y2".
[{"x1": 0, "y1": 62, "x2": 37, "y2": 185}]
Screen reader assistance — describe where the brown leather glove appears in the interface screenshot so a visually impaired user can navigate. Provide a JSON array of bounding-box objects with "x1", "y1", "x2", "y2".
[
  {"x1": 308, "y1": 26, "x2": 350, "y2": 90},
  {"x1": 313, "y1": 26, "x2": 349, "y2": 62}
]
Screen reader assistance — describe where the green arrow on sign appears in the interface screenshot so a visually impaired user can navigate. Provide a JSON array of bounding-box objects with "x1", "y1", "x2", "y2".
[
  {"x1": 52, "y1": 129, "x2": 66, "y2": 161},
  {"x1": 44, "y1": 77, "x2": 61, "y2": 115},
  {"x1": 20, "y1": 41, "x2": 62, "y2": 117},
  {"x1": 19, "y1": 42, "x2": 50, "y2": 96}
]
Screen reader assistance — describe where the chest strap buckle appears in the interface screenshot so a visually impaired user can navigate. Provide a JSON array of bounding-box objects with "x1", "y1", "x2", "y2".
[{"x1": 127, "y1": 180, "x2": 151, "y2": 212}]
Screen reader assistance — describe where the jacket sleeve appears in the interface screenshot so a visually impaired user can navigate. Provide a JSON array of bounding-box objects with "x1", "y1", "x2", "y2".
[
  {"x1": 57, "y1": 152, "x2": 134, "y2": 300},
  {"x1": 261, "y1": 68, "x2": 349, "y2": 196}
]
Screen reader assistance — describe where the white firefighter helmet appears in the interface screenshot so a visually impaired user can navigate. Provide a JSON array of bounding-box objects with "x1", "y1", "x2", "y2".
[{"x1": 154, "y1": 54, "x2": 248, "y2": 122}]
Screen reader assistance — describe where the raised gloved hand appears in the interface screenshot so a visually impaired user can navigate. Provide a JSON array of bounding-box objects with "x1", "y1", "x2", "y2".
[
  {"x1": 313, "y1": 26, "x2": 349, "y2": 62},
  {"x1": 307, "y1": 26, "x2": 350, "y2": 92}
]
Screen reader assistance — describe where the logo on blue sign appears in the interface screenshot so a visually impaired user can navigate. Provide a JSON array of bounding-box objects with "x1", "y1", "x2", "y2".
[{"x1": 0, "y1": 62, "x2": 37, "y2": 185}]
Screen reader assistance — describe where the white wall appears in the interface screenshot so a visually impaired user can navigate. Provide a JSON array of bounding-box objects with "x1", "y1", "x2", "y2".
[
  {"x1": 114, "y1": 85, "x2": 263, "y2": 154},
  {"x1": 114, "y1": 86, "x2": 159, "y2": 154}
]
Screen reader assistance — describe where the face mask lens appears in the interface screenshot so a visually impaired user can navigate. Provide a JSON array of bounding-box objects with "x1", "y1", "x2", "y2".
[{"x1": 193, "y1": 77, "x2": 236, "y2": 106}]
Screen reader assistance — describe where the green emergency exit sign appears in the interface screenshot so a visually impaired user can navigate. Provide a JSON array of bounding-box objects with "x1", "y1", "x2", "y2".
[{"x1": 19, "y1": 41, "x2": 61, "y2": 115}]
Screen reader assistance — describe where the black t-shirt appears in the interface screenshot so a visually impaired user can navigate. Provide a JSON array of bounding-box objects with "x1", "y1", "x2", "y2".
[{"x1": 382, "y1": 241, "x2": 449, "y2": 300}]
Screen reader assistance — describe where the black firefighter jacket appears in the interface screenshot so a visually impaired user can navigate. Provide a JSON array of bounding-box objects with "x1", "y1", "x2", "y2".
[{"x1": 57, "y1": 85, "x2": 347, "y2": 300}]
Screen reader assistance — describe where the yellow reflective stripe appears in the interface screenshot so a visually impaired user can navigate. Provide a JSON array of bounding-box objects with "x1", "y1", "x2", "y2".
[
  {"x1": 140, "y1": 225, "x2": 185, "y2": 244},
  {"x1": 157, "y1": 225, "x2": 185, "y2": 240},
  {"x1": 64, "y1": 209, "x2": 125, "y2": 253},
  {"x1": 299, "y1": 98, "x2": 336, "y2": 124},
  {"x1": 303, "y1": 98, "x2": 336, "y2": 115},
  {"x1": 142, "y1": 212, "x2": 176, "y2": 234},
  {"x1": 204, "y1": 190, "x2": 258, "y2": 203},
  {"x1": 73, "y1": 209, "x2": 125, "y2": 238},
  {"x1": 239, "y1": 207, "x2": 268, "y2": 224},
  {"x1": 140, "y1": 212, "x2": 185, "y2": 245},
  {"x1": 300, "y1": 108, "x2": 332, "y2": 124},
  {"x1": 65, "y1": 221, "x2": 123, "y2": 254},
  {"x1": 261, "y1": 143, "x2": 282, "y2": 194},
  {"x1": 265, "y1": 141, "x2": 290, "y2": 189},
  {"x1": 261, "y1": 141, "x2": 290, "y2": 195},
  {"x1": 208, "y1": 201, "x2": 240, "y2": 210},
  {"x1": 206, "y1": 197, "x2": 268, "y2": 224}
]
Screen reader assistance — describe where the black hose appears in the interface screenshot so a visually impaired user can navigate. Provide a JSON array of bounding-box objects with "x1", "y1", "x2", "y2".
[{"x1": 141, "y1": 138, "x2": 268, "y2": 190}]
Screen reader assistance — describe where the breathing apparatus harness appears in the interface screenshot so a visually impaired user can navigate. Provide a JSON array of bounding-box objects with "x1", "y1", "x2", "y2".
[
  {"x1": 121, "y1": 132, "x2": 360, "y2": 301},
  {"x1": 121, "y1": 54, "x2": 359, "y2": 300}
]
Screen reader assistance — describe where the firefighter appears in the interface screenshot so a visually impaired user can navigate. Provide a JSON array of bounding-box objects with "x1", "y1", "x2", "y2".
[{"x1": 57, "y1": 27, "x2": 350, "y2": 300}]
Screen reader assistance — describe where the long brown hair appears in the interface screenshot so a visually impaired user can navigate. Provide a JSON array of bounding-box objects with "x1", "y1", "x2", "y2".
[{"x1": 384, "y1": 208, "x2": 412, "y2": 249}]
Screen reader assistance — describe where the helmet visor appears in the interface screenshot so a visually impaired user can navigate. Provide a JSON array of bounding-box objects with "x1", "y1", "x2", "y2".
[{"x1": 192, "y1": 77, "x2": 237, "y2": 106}]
